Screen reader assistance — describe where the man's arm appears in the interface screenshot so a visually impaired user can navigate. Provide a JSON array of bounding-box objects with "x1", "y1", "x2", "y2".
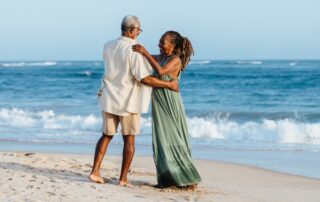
[{"x1": 141, "y1": 76, "x2": 179, "y2": 92}]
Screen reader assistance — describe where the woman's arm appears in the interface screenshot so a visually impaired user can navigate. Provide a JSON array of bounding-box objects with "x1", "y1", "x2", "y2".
[
  {"x1": 141, "y1": 76, "x2": 179, "y2": 92},
  {"x1": 151, "y1": 54, "x2": 160, "y2": 62},
  {"x1": 133, "y1": 44, "x2": 180, "y2": 76}
]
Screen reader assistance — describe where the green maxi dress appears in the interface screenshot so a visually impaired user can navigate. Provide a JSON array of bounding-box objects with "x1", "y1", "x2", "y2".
[{"x1": 152, "y1": 57, "x2": 201, "y2": 187}]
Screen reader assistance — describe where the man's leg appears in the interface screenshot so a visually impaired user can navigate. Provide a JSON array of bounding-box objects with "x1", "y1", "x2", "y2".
[
  {"x1": 89, "y1": 112, "x2": 118, "y2": 183},
  {"x1": 119, "y1": 135, "x2": 135, "y2": 185},
  {"x1": 89, "y1": 134, "x2": 113, "y2": 183}
]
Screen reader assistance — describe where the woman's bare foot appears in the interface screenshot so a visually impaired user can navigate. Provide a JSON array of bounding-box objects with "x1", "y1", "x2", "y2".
[
  {"x1": 185, "y1": 184, "x2": 197, "y2": 190},
  {"x1": 89, "y1": 173, "x2": 105, "y2": 184}
]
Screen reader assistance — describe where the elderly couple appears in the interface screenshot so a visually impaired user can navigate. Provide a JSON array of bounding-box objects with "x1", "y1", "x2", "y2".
[{"x1": 89, "y1": 15, "x2": 201, "y2": 189}]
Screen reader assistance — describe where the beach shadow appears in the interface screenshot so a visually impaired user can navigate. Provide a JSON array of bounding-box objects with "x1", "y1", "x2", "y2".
[
  {"x1": 131, "y1": 180, "x2": 155, "y2": 187},
  {"x1": 0, "y1": 162, "x2": 88, "y2": 183}
]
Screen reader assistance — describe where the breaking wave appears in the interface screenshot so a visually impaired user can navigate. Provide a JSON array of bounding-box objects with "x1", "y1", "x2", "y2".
[{"x1": 1, "y1": 108, "x2": 320, "y2": 145}]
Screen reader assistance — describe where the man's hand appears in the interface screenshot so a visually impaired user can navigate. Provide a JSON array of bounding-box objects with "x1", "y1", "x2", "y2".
[
  {"x1": 97, "y1": 89, "x2": 103, "y2": 96},
  {"x1": 169, "y1": 79, "x2": 179, "y2": 92}
]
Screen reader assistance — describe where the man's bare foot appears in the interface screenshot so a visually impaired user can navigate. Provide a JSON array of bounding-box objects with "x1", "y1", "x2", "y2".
[
  {"x1": 119, "y1": 180, "x2": 133, "y2": 187},
  {"x1": 89, "y1": 174, "x2": 105, "y2": 184}
]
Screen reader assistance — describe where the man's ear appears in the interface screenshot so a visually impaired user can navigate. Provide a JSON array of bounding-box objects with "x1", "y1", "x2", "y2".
[{"x1": 129, "y1": 28, "x2": 134, "y2": 35}]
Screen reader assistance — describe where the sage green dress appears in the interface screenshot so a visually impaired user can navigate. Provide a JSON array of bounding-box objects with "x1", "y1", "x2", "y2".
[{"x1": 152, "y1": 57, "x2": 201, "y2": 187}]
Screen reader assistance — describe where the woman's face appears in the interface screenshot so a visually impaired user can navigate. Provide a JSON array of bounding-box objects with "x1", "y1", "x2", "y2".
[{"x1": 158, "y1": 35, "x2": 174, "y2": 56}]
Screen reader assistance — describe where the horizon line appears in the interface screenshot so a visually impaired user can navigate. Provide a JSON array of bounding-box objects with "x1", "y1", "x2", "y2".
[{"x1": 1, "y1": 59, "x2": 320, "y2": 62}]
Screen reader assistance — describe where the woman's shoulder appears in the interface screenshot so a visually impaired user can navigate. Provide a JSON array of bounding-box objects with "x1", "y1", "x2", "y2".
[
  {"x1": 168, "y1": 56, "x2": 182, "y2": 66},
  {"x1": 170, "y1": 55, "x2": 181, "y2": 61}
]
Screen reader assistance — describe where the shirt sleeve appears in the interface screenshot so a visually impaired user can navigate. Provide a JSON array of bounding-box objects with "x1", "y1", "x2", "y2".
[{"x1": 129, "y1": 49, "x2": 153, "y2": 81}]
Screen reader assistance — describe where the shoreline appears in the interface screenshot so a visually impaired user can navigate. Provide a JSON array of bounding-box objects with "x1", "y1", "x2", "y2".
[
  {"x1": 2, "y1": 149, "x2": 319, "y2": 182},
  {"x1": 1, "y1": 140, "x2": 320, "y2": 180},
  {"x1": 1, "y1": 151, "x2": 320, "y2": 202}
]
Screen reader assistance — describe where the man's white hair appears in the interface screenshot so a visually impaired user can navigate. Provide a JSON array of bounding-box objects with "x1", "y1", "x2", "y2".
[{"x1": 121, "y1": 15, "x2": 140, "y2": 32}]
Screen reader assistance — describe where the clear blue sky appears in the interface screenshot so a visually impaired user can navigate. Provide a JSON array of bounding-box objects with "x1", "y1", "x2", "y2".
[{"x1": 1, "y1": 0, "x2": 320, "y2": 60}]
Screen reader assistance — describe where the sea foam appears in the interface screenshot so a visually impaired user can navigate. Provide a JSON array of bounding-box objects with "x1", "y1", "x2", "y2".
[
  {"x1": 1, "y1": 108, "x2": 320, "y2": 145},
  {"x1": 0, "y1": 108, "x2": 100, "y2": 130}
]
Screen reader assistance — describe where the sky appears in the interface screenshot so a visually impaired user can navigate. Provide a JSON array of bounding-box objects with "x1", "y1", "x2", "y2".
[{"x1": 1, "y1": 0, "x2": 320, "y2": 60}]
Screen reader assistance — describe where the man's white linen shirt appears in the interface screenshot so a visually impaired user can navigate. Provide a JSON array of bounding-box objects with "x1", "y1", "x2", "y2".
[{"x1": 99, "y1": 36, "x2": 153, "y2": 116}]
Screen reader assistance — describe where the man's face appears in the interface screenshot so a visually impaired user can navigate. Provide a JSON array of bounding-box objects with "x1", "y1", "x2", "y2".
[{"x1": 132, "y1": 25, "x2": 142, "y2": 39}]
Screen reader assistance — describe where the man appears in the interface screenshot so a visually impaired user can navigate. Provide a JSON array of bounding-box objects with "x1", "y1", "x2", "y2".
[{"x1": 89, "y1": 15, "x2": 178, "y2": 186}]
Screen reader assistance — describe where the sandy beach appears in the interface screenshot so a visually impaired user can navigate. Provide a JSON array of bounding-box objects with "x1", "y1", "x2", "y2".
[{"x1": 0, "y1": 151, "x2": 319, "y2": 202}]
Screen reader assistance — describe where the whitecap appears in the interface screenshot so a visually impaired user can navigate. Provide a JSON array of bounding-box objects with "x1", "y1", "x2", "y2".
[
  {"x1": 235, "y1": 60, "x2": 263, "y2": 65},
  {"x1": 27, "y1": 61, "x2": 57, "y2": 66},
  {"x1": 79, "y1": 71, "x2": 91, "y2": 76},
  {"x1": 189, "y1": 60, "x2": 211, "y2": 65},
  {"x1": 1, "y1": 62, "x2": 26, "y2": 67},
  {"x1": 0, "y1": 61, "x2": 57, "y2": 67}
]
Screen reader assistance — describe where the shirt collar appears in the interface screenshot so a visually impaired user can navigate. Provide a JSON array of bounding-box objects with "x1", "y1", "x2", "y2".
[{"x1": 119, "y1": 36, "x2": 137, "y2": 44}]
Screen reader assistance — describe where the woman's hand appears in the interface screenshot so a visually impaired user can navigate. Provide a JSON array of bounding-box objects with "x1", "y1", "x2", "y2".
[
  {"x1": 132, "y1": 44, "x2": 147, "y2": 56},
  {"x1": 169, "y1": 78, "x2": 179, "y2": 92}
]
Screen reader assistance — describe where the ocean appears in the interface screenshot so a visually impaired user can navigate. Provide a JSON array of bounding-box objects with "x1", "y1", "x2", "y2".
[{"x1": 1, "y1": 60, "x2": 320, "y2": 179}]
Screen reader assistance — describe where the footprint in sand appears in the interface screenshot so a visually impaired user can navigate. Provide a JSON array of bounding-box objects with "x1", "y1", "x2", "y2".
[
  {"x1": 24, "y1": 153, "x2": 35, "y2": 157},
  {"x1": 47, "y1": 191, "x2": 56, "y2": 196},
  {"x1": 70, "y1": 165, "x2": 81, "y2": 170},
  {"x1": 134, "y1": 195, "x2": 145, "y2": 199},
  {"x1": 85, "y1": 163, "x2": 93, "y2": 168},
  {"x1": 183, "y1": 195, "x2": 195, "y2": 201}
]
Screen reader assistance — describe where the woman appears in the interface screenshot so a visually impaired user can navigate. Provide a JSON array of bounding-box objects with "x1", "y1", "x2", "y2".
[{"x1": 132, "y1": 31, "x2": 201, "y2": 189}]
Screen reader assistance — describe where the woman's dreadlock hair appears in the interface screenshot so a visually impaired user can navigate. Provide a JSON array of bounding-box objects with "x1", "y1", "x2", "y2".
[{"x1": 163, "y1": 31, "x2": 194, "y2": 71}]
